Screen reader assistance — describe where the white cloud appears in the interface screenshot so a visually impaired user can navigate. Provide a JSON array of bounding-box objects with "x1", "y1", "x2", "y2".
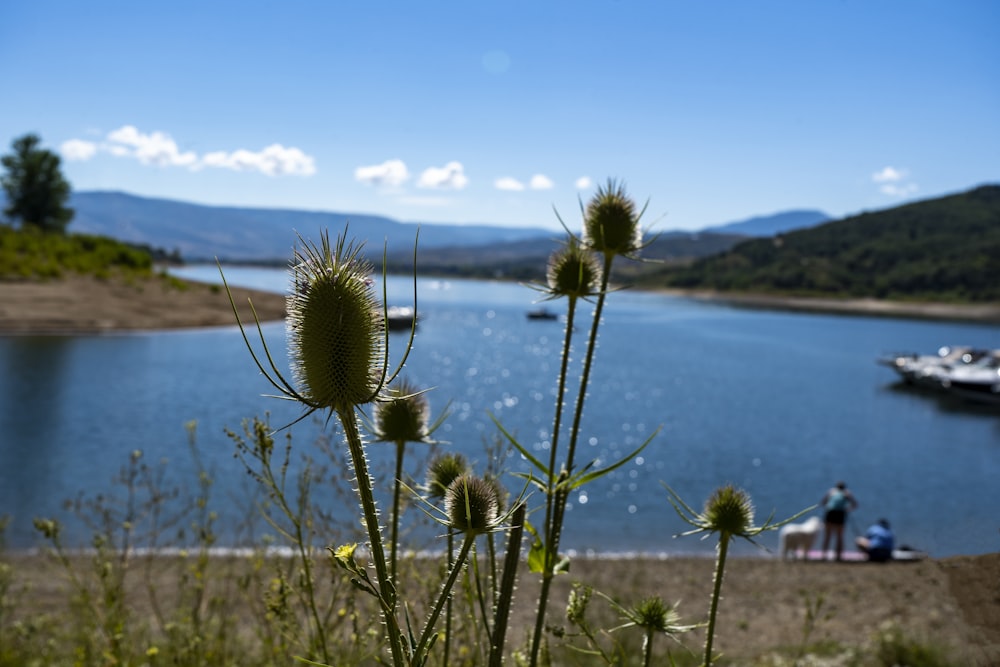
[
  {"x1": 107, "y1": 125, "x2": 198, "y2": 167},
  {"x1": 529, "y1": 174, "x2": 554, "y2": 190},
  {"x1": 60, "y1": 139, "x2": 97, "y2": 161},
  {"x1": 202, "y1": 144, "x2": 316, "y2": 176},
  {"x1": 59, "y1": 125, "x2": 316, "y2": 177},
  {"x1": 355, "y1": 159, "x2": 409, "y2": 187},
  {"x1": 872, "y1": 166, "x2": 917, "y2": 197},
  {"x1": 418, "y1": 161, "x2": 468, "y2": 190},
  {"x1": 872, "y1": 166, "x2": 905, "y2": 183},
  {"x1": 575, "y1": 176, "x2": 593, "y2": 189},
  {"x1": 495, "y1": 177, "x2": 525, "y2": 191}
]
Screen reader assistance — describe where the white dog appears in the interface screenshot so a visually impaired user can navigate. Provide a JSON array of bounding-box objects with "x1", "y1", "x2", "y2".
[{"x1": 778, "y1": 516, "x2": 823, "y2": 560}]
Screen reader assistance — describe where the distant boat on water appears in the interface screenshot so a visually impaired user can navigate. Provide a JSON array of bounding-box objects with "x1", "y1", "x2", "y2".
[
  {"x1": 878, "y1": 346, "x2": 1000, "y2": 406},
  {"x1": 386, "y1": 306, "x2": 418, "y2": 331},
  {"x1": 526, "y1": 307, "x2": 559, "y2": 321}
]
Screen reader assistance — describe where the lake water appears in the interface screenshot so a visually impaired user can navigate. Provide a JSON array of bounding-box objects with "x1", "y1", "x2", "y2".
[{"x1": 2, "y1": 266, "x2": 998, "y2": 558}]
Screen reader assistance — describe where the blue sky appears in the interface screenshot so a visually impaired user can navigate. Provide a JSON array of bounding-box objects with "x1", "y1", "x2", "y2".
[{"x1": 2, "y1": 1, "x2": 997, "y2": 231}]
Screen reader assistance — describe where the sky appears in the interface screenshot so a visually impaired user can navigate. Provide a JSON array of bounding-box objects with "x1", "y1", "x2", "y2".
[{"x1": 2, "y1": 1, "x2": 998, "y2": 232}]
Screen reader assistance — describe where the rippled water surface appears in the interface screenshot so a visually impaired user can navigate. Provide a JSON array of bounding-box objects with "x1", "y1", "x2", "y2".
[{"x1": 2, "y1": 266, "x2": 998, "y2": 557}]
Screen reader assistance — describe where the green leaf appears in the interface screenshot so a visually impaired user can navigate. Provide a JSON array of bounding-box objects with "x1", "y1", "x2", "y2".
[
  {"x1": 568, "y1": 427, "x2": 661, "y2": 490},
  {"x1": 489, "y1": 412, "x2": 550, "y2": 476}
]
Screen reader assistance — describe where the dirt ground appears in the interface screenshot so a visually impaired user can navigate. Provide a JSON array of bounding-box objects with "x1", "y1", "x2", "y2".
[
  {"x1": 0, "y1": 273, "x2": 287, "y2": 334},
  {"x1": 6, "y1": 551, "x2": 999, "y2": 664},
  {"x1": 536, "y1": 553, "x2": 1000, "y2": 664}
]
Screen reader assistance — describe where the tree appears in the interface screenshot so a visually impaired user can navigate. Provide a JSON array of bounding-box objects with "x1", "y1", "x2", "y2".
[{"x1": 1, "y1": 133, "x2": 74, "y2": 233}]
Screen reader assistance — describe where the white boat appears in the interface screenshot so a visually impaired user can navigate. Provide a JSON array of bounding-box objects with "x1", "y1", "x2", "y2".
[
  {"x1": 385, "y1": 306, "x2": 417, "y2": 331},
  {"x1": 938, "y1": 352, "x2": 1000, "y2": 405},
  {"x1": 878, "y1": 346, "x2": 1000, "y2": 406},
  {"x1": 877, "y1": 346, "x2": 989, "y2": 388}
]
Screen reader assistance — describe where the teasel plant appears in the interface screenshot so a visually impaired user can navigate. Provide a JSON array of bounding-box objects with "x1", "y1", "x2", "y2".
[
  {"x1": 664, "y1": 484, "x2": 812, "y2": 666},
  {"x1": 367, "y1": 378, "x2": 449, "y2": 586},
  {"x1": 424, "y1": 453, "x2": 471, "y2": 666},
  {"x1": 502, "y1": 179, "x2": 661, "y2": 666},
  {"x1": 562, "y1": 583, "x2": 698, "y2": 667},
  {"x1": 221, "y1": 228, "x2": 418, "y2": 666}
]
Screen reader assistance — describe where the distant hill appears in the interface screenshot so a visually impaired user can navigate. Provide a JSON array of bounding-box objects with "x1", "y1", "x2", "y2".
[
  {"x1": 656, "y1": 184, "x2": 1000, "y2": 302},
  {"x1": 384, "y1": 230, "x2": 752, "y2": 281},
  {"x1": 701, "y1": 209, "x2": 829, "y2": 236},
  {"x1": 70, "y1": 191, "x2": 554, "y2": 261},
  {"x1": 66, "y1": 190, "x2": 829, "y2": 277}
]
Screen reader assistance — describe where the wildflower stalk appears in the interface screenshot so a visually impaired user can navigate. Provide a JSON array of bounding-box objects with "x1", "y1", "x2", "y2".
[
  {"x1": 489, "y1": 502, "x2": 525, "y2": 667},
  {"x1": 530, "y1": 251, "x2": 614, "y2": 666},
  {"x1": 704, "y1": 532, "x2": 730, "y2": 667},
  {"x1": 391, "y1": 439, "x2": 405, "y2": 583},
  {"x1": 337, "y1": 407, "x2": 405, "y2": 665},
  {"x1": 666, "y1": 483, "x2": 812, "y2": 667},
  {"x1": 413, "y1": 533, "x2": 476, "y2": 663}
]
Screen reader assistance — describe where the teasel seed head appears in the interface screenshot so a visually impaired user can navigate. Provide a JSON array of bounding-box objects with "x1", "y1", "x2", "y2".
[
  {"x1": 286, "y1": 232, "x2": 385, "y2": 412},
  {"x1": 425, "y1": 453, "x2": 470, "y2": 501},
  {"x1": 704, "y1": 484, "x2": 755, "y2": 536},
  {"x1": 444, "y1": 474, "x2": 501, "y2": 536},
  {"x1": 631, "y1": 596, "x2": 674, "y2": 633},
  {"x1": 546, "y1": 237, "x2": 602, "y2": 299},
  {"x1": 582, "y1": 179, "x2": 643, "y2": 258},
  {"x1": 373, "y1": 379, "x2": 430, "y2": 443}
]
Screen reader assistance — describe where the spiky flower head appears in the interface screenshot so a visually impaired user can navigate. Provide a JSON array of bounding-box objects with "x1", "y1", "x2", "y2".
[
  {"x1": 630, "y1": 596, "x2": 677, "y2": 633},
  {"x1": 286, "y1": 231, "x2": 385, "y2": 412},
  {"x1": 545, "y1": 237, "x2": 602, "y2": 299},
  {"x1": 373, "y1": 378, "x2": 430, "y2": 444},
  {"x1": 582, "y1": 179, "x2": 643, "y2": 258},
  {"x1": 444, "y1": 474, "x2": 501, "y2": 536},
  {"x1": 703, "y1": 484, "x2": 755, "y2": 536},
  {"x1": 426, "y1": 453, "x2": 470, "y2": 501}
]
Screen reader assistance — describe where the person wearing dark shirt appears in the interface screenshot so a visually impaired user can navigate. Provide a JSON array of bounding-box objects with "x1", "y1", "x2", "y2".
[{"x1": 820, "y1": 481, "x2": 858, "y2": 561}]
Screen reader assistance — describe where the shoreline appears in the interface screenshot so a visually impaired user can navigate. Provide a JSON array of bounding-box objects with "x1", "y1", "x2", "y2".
[
  {"x1": 659, "y1": 288, "x2": 1000, "y2": 324},
  {"x1": 2, "y1": 272, "x2": 998, "y2": 336}
]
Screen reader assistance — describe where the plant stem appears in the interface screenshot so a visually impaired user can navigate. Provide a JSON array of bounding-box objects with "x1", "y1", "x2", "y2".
[
  {"x1": 489, "y1": 503, "x2": 525, "y2": 667},
  {"x1": 443, "y1": 531, "x2": 454, "y2": 667},
  {"x1": 415, "y1": 533, "x2": 476, "y2": 663},
  {"x1": 530, "y1": 254, "x2": 615, "y2": 667},
  {"x1": 705, "y1": 532, "x2": 731, "y2": 667},
  {"x1": 391, "y1": 439, "x2": 405, "y2": 585},
  {"x1": 338, "y1": 408, "x2": 405, "y2": 667}
]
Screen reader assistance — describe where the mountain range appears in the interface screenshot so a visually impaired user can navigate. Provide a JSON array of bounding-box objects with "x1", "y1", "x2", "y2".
[{"x1": 68, "y1": 190, "x2": 829, "y2": 263}]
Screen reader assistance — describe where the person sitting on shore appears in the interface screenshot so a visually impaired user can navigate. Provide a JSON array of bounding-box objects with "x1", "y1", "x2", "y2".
[{"x1": 856, "y1": 519, "x2": 895, "y2": 563}]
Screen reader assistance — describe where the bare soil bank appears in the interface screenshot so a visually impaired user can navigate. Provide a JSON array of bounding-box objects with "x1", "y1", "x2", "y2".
[
  {"x1": 0, "y1": 273, "x2": 287, "y2": 334},
  {"x1": 675, "y1": 289, "x2": 1000, "y2": 324}
]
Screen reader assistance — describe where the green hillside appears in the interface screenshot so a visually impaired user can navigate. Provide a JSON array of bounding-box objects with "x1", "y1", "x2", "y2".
[{"x1": 652, "y1": 184, "x2": 1000, "y2": 302}]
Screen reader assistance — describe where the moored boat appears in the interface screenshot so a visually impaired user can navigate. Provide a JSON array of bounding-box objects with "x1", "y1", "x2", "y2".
[
  {"x1": 526, "y1": 307, "x2": 559, "y2": 321},
  {"x1": 878, "y1": 346, "x2": 1000, "y2": 406},
  {"x1": 386, "y1": 306, "x2": 418, "y2": 331}
]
